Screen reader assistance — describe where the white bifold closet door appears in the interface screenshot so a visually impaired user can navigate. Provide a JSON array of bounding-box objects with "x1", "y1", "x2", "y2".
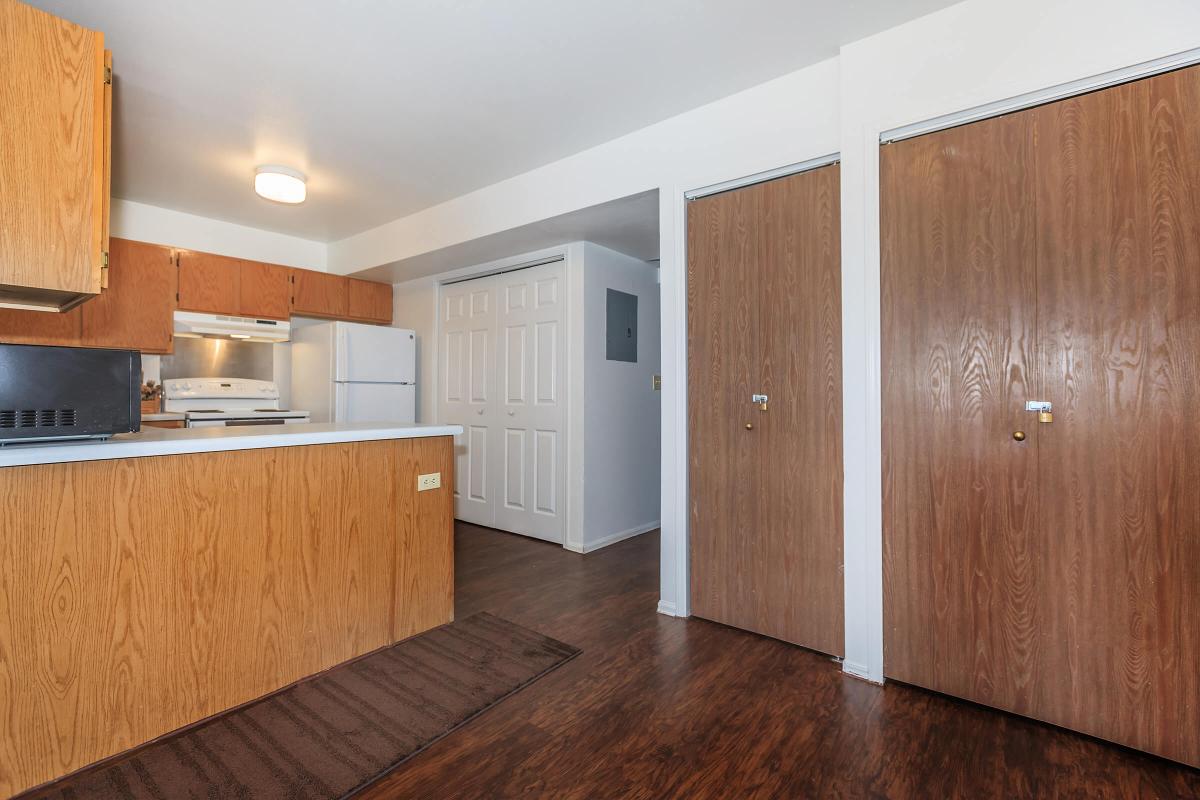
[{"x1": 439, "y1": 259, "x2": 566, "y2": 543}]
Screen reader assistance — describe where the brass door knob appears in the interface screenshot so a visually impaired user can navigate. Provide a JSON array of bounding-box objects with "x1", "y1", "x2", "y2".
[
  {"x1": 745, "y1": 423, "x2": 754, "y2": 430},
  {"x1": 1012, "y1": 430, "x2": 1026, "y2": 442}
]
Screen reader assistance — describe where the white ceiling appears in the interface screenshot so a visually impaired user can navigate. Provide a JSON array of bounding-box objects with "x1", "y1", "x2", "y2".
[{"x1": 35, "y1": 0, "x2": 960, "y2": 242}]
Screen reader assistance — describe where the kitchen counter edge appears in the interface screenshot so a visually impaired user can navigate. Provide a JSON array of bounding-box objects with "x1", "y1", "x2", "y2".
[{"x1": 0, "y1": 423, "x2": 464, "y2": 468}]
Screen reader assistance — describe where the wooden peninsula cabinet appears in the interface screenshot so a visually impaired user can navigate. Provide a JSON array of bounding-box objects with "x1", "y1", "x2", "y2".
[
  {"x1": 0, "y1": 431, "x2": 456, "y2": 795},
  {"x1": 1, "y1": 0, "x2": 111, "y2": 311}
]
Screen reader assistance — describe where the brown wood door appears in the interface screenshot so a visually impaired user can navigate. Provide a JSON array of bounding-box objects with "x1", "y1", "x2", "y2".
[
  {"x1": 292, "y1": 269, "x2": 349, "y2": 319},
  {"x1": 688, "y1": 166, "x2": 844, "y2": 655},
  {"x1": 238, "y1": 261, "x2": 291, "y2": 320},
  {"x1": 177, "y1": 250, "x2": 241, "y2": 314},
  {"x1": 882, "y1": 65, "x2": 1200, "y2": 767},
  {"x1": 81, "y1": 238, "x2": 177, "y2": 353},
  {"x1": 347, "y1": 278, "x2": 393, "y2": 324},
  {"x1": 1029, "y1": 66, "x2": 1200, "y2": 767},
  {"x1": 881, "y1": 112, "x2": 1041, "y2": 708}
]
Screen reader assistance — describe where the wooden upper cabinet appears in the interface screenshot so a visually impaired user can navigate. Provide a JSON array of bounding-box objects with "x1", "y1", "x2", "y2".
[
  {"x1": 238, "y1": 261, "x2": 291, "y2": 320},
  {"x1": 0, "y1": 0, "x2": 110, "y2": 311},
  {"x1": 177, "y1": 250, "x2": 241, "y2": 314},
  {"x1": 81, "y1": 238, "x2": 177, "y2": 354},
  {"x1": 347, "y1": 278, "x2": 393, "y2": 324},
  {"x1": 292, "y1": 269, "x2": 348, "y2": 319},
  {"x1": 0, "y1": 306, "x2": 82, "y2": 347}
]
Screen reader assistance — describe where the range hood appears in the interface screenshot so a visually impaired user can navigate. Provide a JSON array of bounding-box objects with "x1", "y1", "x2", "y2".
[{"x1": 173, "y1": 311, "x2": 291, "y2": 343}]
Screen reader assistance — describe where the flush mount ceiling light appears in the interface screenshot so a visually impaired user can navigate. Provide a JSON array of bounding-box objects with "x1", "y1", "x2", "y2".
[{"x1": 254, "y1": 165, "x2": 306, "y2": 204}]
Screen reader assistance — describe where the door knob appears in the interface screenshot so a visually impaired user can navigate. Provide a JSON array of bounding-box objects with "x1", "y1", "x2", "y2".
[
  {"x1": 745, "y1": 423, "x2": 754, "y2": 430},
  {"x1": 1012, "y1": 430, "x2": 1026, "y2": 442},
  {"x1": 507, "y1": 410, "x2": 515, "y2": 416}
]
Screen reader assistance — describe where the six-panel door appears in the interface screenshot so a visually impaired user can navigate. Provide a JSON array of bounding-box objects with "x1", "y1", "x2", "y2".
[{"x1": 439, "y1": 262, "x2": 567, "y2": 543}]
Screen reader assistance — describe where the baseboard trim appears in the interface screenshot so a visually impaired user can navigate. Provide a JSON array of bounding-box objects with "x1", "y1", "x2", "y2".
[
  {"x1": 842, "y1": 660, "x2": 883, "y2": 684},
  {"x1": 578, "y1": 521, "x2": 660, "y2": 554},
  {"x1": 656, "y1": 600, "x2": 678, "y2": 617}
]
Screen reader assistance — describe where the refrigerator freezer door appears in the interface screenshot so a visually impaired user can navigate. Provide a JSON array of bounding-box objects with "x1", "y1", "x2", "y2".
[
  {"x1": 335, "y1": 382, "x2": 416, "y2": 424},
  {"x1": 334, "y1": 323, "x2": 416, "y2": 384}
]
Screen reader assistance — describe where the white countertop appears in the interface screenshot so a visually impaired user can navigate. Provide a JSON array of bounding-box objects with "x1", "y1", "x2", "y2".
[{"x1": 0, "y1": 423, "x2": 462, "y2": 468}]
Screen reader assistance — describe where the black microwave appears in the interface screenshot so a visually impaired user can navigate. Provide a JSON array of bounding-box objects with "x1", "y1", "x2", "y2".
[{"x1": 0, "y1": 344, "x2": 141, "y2": 444}]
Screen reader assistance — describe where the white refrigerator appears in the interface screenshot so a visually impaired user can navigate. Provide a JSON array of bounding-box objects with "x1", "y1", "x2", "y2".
[{"x1": 290, "y1": 322, "x2": 416, "y2": 424}]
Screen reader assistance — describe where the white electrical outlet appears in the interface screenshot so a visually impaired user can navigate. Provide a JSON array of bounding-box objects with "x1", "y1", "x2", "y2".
[{"x1": 417, "y1": 472, "x2": 442, "y2": 491}]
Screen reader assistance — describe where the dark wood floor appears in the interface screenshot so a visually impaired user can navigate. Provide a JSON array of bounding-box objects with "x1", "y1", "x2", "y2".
[{"x1": 359, "y1": 523, "x2": 1200, "y2": 799}]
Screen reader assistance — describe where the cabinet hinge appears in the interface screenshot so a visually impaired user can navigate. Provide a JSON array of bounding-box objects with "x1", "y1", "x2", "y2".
[
  {"x1": 103, "y1": 250, "x2": 109, "y2": 267},
  {"x1": 104, "y1": 65, "x2": 112, "y2": 85}
]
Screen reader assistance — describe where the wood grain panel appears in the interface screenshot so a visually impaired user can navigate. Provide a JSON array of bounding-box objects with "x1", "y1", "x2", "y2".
[
  {"x1": 176, "y1": 250, "x2": 240, "y2": 314},
  {"x1": 395, "y1": 436, "x2": 456, "y2": 639},
  {"x1": 292, "y1": 269, "x2": 349, "y2": 319},
  {"x1": 1031, "y1": 66, "x2": 1200, "y2": 767},
  {"x1": 0, "y1": 0, "x2": 105, "y2": 304},
  {"x1": 348, "y1": 277, "x2": 394, "y2": 324},
  {"x1": 688, "y1": 181, "x2": 760, "y2": 639},
  {"x1": 688, "y1": 166, "x2": 844, "y2": 655},
  {"x1": 238, "y1": 260, "x2": 292, "y2": 320},
  {"x1": 881, "y1": 112, "x2": 1041, "y2": 706},
  {"x1": 0, "y1": 436, "x2": 455, "y2": 795},
  {"x1": 0, "y1": 305, "x2": 82, "y2": 345},
  {"x1": 80, "y1": 237, "x2": 176, "y2": 353}
]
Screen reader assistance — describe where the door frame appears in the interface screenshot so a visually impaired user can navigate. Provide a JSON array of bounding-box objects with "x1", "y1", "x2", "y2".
[{"x1": 433, "y1": 244, "x2": 584, "y2": 550}]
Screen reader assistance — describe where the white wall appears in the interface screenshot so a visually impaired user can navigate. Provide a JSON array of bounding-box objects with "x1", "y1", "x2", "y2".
[
  {"x1": 112, "y1": 199, "x2": 327, "y2": 270},
  {"x1": 391, "y1": 280, "x2": 439, "y2": 421},
  {"x1": 580, "y1": 243, "x2": 661, "y2": 552},
  {"x1": 319, "y1": 0, "x2": 1200, "y2": 684}
]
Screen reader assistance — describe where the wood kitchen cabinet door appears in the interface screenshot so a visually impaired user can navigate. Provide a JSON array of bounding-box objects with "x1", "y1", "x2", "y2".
[
  {"x1": 238, "y1": 261, "x2": 291, "y2": 320},
  {"x1": 0, "y1": 1, "x2": 109, "y2": 310},
  {"x1": 0, "y1": 306, "x2": 82, "y2": 346},
  {"x1": 347, "y1": 278, "x2": 393, "y2": 324},
  {"x1": 292, "y1": 269, "x2": 348, "y2": 319},
  {"x1": 81, "y1": 238, "x2": 177, "y2": 353},
  {"x1": 177, "y1": 250, "x2": 241, "y2": 314}
]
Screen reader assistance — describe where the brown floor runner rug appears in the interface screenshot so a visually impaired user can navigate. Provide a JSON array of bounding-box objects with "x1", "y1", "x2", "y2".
[{"x1": 22, "y1": 612, "x2": 579, "y2": 800}]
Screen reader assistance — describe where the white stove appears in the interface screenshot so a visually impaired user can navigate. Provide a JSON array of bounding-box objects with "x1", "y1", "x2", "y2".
[{"x1": 162, "y1": 378, "x2": 311, "y2": 428}]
